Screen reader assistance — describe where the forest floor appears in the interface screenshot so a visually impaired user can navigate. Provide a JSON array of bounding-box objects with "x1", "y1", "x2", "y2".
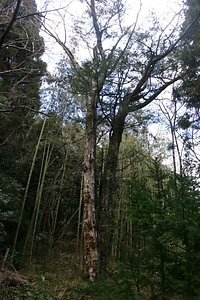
[
  {"x1": 0, "y1": 242, "x2": 199, "y2": 300},
  {"x1": 0, "y1": 241, "x2": 134, "y2": 300}
]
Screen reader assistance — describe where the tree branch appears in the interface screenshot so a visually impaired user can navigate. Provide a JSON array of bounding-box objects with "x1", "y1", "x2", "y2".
[
  {"x1": 0, "y1": 0, "x2": 22, "y2": 49},
  {"x1": 128, "y1": 75, "x2": 182, "y2": 112},
  {"x1": 126, "y1": 11, "x2": 200, "y2": 105},
  {"x1": 0, "y1": 105, "x2": 50, "y2": 116},
  {"x1": 90, "y1": 0, "x2": 104, "y2": 60}
]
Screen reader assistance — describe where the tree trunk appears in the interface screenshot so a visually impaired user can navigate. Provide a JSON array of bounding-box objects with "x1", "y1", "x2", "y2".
[
  {"x1": 99, "y1": 101, "x2": 128, "y2": 265},
  {"x1": 83, "y1": 92, "x2": 98, "y2": 281}
]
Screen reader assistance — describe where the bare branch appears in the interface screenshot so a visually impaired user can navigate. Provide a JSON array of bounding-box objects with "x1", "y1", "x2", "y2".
[
  {"x1": 98, "y1": 3, "x2": 142, "y2": 90},
  {"x1": 41, "y1": 22, "x2": 80, "y2": 72},
  {"x1": 128, "y1": 75, "x2": 182, "y2": 111},
  {"x1": 125, "y1": 11, "x2": 200, "y2": 106},
  {"x1": 90, "y1": 0, "x2": 105, "y2": 60},
  {"x1": 0, "y1": 105, "x2": 50, "y2": 117}
]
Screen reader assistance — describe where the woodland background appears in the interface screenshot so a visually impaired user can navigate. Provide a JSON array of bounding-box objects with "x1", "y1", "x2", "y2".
[{"x1": 0, "y1": 0, "x2": 200, "y2": 299}]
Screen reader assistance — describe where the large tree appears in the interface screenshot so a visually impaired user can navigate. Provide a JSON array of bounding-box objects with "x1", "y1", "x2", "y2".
[{"x1": 43, "y1": 0, "x2": 200, "y2": 279}]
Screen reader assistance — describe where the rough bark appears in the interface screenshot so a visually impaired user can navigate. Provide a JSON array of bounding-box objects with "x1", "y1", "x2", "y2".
[
  {"x1": 83, "y1": 92, "x2": 98, "y2": 281},
  {"x1": 98, "y1": 100, "x2": 128, "y2": 265},
  {"x1": 100, "y1": 106, "x2": 127, "y2": 212}
]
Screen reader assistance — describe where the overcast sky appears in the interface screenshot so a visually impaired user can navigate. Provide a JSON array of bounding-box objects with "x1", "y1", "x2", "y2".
[{"x1": 36, "y1": 0, "x2": 181, "y2": 14}]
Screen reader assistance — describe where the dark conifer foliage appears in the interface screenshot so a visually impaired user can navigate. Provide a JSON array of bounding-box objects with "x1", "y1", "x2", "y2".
[
  {"x1": 0, "y1": 0, "x2": 46, "y2": 113},
  {"x1": 173, "y1": 0, "x2": 200, "y2": 176},
  {"x1": 0, "y1": 0, "x2": 46, "y2": 251},
  {"x1": 0, "y1": 0, "x2": 46, "y2": 157},
  {"x1": 175, "y1": 0, "x2": 200, "y2": 112}
]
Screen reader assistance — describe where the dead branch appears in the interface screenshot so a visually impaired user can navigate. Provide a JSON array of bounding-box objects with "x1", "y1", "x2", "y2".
[{"x1": 0, "y1": 270, "x2": 28, "y2": 286}]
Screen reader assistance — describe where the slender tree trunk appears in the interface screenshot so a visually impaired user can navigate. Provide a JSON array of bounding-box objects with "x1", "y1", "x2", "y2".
[{"x1": 83, "y1": 92, "x2": 98, "y2": 281}]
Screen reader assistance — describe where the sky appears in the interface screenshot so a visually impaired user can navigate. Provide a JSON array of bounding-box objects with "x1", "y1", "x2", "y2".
[{"x1": 35, "y1": 0, "x2": 182, "y2": 72}]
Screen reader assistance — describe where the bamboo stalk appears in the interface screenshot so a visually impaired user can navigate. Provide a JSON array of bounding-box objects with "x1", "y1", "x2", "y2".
[
  {"x1": 48, "y1": 146, "x2": 68, "y2": 257},
  {"x1": 30, "y1": 140, "x2": 53, "y2": 260},
  {"x1": 11, "y1": 118, "x2": 47, "y2": 261}
]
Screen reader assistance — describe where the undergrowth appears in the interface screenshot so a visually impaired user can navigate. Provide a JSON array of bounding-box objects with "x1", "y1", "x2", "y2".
[{"x1": 0, "y1": 244, "x2": 199, "y2": 300}]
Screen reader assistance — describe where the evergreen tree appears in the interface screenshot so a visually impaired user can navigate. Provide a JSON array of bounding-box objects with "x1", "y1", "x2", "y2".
[
  {"x1": 114, "y1": 143, "x2": 200, "y2": 298},
  {"x1": 177, "y1": 0, "x2": 200, "y2": 110},
  {"x1": 0, "y1": 0, "x2": 45, "y2": 114},
  {"x1": 0, "y1": 0, "x2": 46, "y2": 253},
  {"x1": 173, "y1": 0, "x2": 200, "y2": 176},
  {"x1": 0, "y1": 0, "x2": 46, "y2": 172}
]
